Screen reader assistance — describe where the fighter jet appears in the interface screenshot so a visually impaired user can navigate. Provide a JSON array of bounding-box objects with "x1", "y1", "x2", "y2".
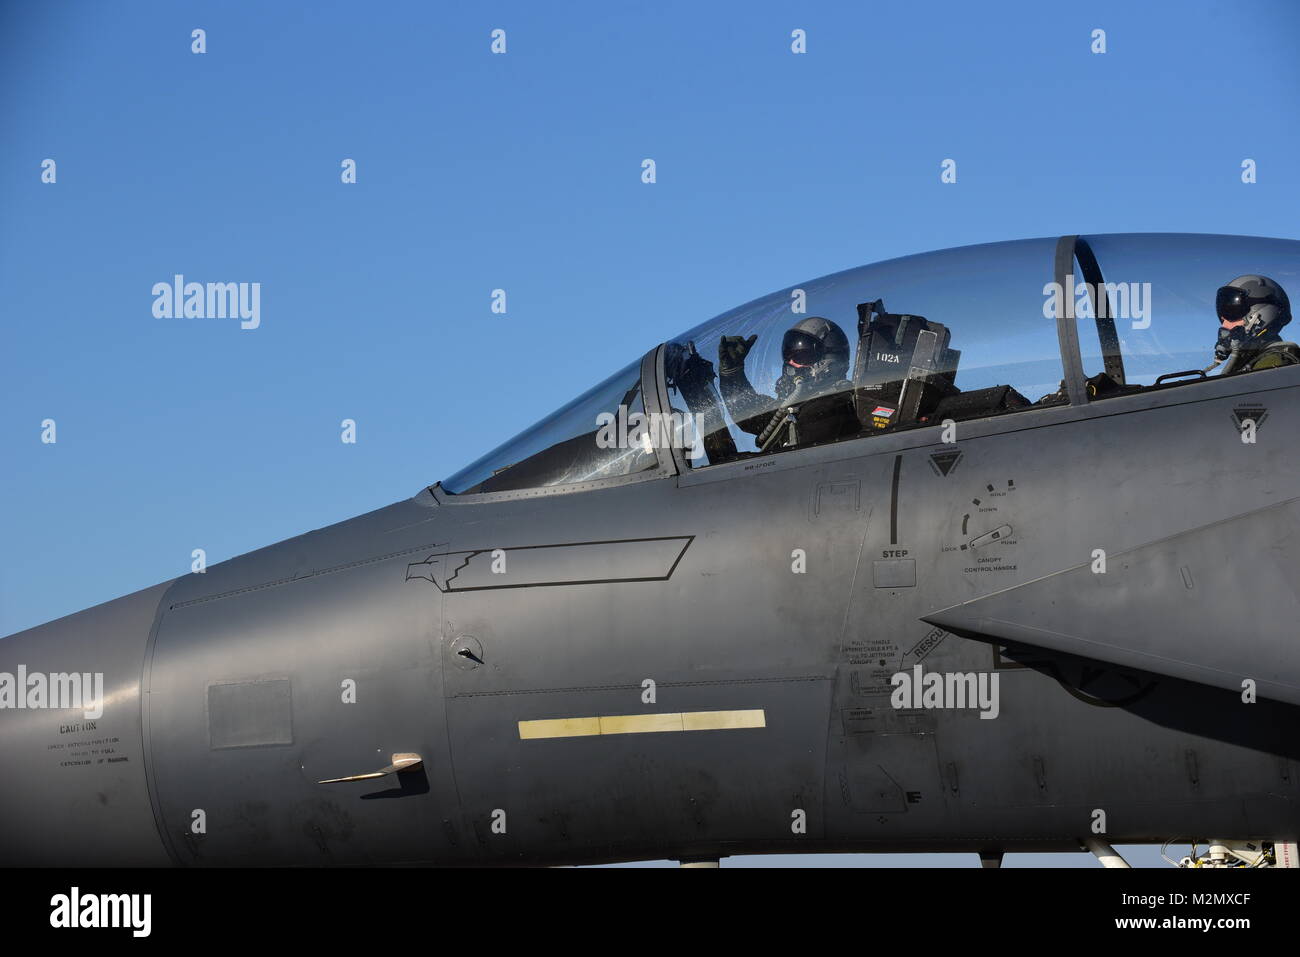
[{"x1": 3, "y1": 232, "x2": 1299, "y2": 868}]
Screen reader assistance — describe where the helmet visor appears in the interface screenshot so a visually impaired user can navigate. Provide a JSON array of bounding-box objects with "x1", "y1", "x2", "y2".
[
  {"x1": 782, "y1": 329, "x2": 824, "y2": 368},
  {"x1": 1216, "y1": 285, "x2": 1255, "y2": 322}
]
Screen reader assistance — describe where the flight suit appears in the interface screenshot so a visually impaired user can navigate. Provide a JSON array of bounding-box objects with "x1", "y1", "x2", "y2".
[
  {"x1": 1236, "y1": 337, "x2": 1300, "y2": 372},
  {"x1": 718, "y1": 365, "x2": 861, "y2": 449}
]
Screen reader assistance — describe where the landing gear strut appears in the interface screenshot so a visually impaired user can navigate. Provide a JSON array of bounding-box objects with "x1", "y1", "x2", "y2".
[{"x1": 1083, "y1": 838, "x2": 1131, "y2": 868}]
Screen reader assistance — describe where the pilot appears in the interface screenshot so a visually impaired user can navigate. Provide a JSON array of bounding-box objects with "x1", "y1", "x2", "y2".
[
  {"x1": 717, "y1": 316, "x2": 860, "y2": 450},
  {"x1": 1213, "y1": 275, "x2": 1299, "y2": 374}
]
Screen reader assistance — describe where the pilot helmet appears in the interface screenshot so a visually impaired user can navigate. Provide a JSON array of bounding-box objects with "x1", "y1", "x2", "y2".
[
  {"x1": 1216, "y1": 274, "x2": 1291, "y2": 341},
  {"x1": 779, "y1": 316, "x2": 850, "y2": 386}
]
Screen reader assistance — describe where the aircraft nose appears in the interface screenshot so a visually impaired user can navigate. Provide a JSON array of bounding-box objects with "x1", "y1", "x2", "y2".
[{"x1": 0, "y1": 583, "x2": 173, "y2": 865}]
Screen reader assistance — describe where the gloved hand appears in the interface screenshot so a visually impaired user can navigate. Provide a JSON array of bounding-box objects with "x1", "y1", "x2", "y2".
[{"x1": 718, "y1": 334, "x2": 757, "y2": 375}]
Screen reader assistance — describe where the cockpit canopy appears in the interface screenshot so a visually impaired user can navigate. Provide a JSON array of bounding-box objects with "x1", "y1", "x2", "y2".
[{"x1": 443, "y1": 233, "x2": 1300, "y2": 495}]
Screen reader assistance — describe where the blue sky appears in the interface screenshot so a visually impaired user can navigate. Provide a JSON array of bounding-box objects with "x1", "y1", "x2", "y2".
[{"x1": 2, "y1": 0, "x2": 1298, "y2": 867}]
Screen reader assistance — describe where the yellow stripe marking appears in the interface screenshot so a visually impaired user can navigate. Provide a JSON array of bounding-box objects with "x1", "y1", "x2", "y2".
[
  {"x1": 682, "y1": 709, "x2": 766, "y2": 731},
  {"x1": 599, "y1": 712, "x2": 684, "y2": 734},
  {"x1": 517, "y1": 717, "x2": 600, "y2": 739},
  {"x1": 518, "y1": 709, "x2": 766, "y2": 740}
]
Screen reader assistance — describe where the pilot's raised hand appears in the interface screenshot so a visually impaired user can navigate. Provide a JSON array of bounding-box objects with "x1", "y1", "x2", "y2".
[{"x1": 718, "y1": 334, "x2": 758, "y2": 376}]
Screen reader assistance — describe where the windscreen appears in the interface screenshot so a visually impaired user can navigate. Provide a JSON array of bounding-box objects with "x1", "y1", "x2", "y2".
[{"x1": 443, "y1": 357, "x2": 657, "y2": 494}]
